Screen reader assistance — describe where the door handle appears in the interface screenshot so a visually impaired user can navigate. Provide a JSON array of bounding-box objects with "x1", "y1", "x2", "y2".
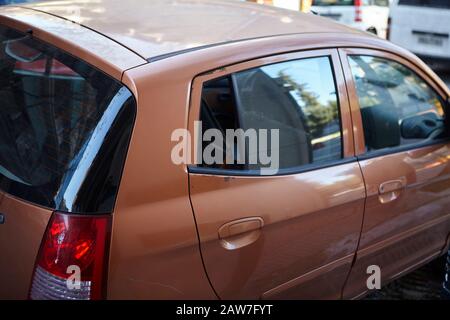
[
  {"x1": 218, "y1": 217, "x2": 264, "y2": 250},
  {"x1": 378, "y1": 178, "x2": 406, "y2": 203}
]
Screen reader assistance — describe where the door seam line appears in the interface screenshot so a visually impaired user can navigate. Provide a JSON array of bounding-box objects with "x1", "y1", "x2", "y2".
[{"x1": 187, "y1": 173, "x2": 221, "y2": 300}]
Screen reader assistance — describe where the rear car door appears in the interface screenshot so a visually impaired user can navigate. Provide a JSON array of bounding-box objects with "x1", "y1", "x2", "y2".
[
  {"x1": 339, "y1": 48, "x2": 450, "y2": 298},
  {"x1": 188, "y1": 49, "x2": 366, "y2": 299}
]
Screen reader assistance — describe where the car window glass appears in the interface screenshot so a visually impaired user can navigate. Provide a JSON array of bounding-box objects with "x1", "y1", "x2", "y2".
[
  {"x1": 0, "y1": 25, "x2": 136, "y2": 212},
  {"x1": 199, "y1": 56, "x2": 342, "y2": 173},
  {"x1": 349, "y1": 55, "x2": 447, "y2": 152}
]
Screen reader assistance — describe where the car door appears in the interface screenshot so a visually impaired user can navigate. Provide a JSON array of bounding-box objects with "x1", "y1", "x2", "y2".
[
  {"x1": 339, "y1": 48, "x2": 450, "y2": 298},
  {"x1": 187, "y1": 49, "x2": 366, "y2": 299}
]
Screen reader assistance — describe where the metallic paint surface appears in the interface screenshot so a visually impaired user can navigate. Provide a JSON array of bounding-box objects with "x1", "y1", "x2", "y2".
[
  {"x1": 0, "y1": 193, "x2": 52, "y2": 299},
  {"x1": 0, "y1": 1, "x2": 449, "y2": 299},
  {"x1": 20, "y1": 0, "x2": 362, "y2": 59}
]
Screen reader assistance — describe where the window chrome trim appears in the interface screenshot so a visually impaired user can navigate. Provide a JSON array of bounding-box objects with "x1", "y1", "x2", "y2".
[{"x1": 188, "y1": 157, "x2": 357, "y2": 177}]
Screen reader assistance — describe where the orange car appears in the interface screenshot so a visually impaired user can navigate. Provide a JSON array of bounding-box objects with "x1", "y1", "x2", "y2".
[{"x1": 0, "y1": 0, "x2": 449, "y2": 300}]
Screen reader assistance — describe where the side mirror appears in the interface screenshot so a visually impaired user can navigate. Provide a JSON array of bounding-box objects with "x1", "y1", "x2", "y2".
[{"x1": 401, "y1": 112, "x2": 442, "y2": 139}]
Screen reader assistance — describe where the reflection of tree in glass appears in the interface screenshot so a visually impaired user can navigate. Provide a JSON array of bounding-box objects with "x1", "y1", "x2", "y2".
[{"x1": 278, "y1": 71, "x2": 338, "y2": 139}]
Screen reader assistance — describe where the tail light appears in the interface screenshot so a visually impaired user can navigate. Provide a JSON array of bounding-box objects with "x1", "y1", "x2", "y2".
[
  {"x1": 29, "y1": 212, "x2": 111, "y2": 300},
  {"x1": 354, "y1": 0, "x2": 363, "y2": 22}
]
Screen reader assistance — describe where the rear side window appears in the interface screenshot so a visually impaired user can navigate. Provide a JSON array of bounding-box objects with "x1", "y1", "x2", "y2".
[
  {"x1": 199, "y1": 56, "x2": 342, "y2": 174},
  {"x1": 398, "y1": 0, "x2": 450, "y2": 9},
  {"x1": 0, "y1": 25, "x2": 136, "y2": 213},
  {"x1": 348, "y1": 55, "x2": 448, "y2": 152}
]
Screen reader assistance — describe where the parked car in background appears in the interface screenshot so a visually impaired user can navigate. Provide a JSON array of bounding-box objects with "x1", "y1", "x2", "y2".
[
  {"x1": 389, "y1": 0, "x2": 450, "y2": 67},
  {"x1": 0, "y1": 0, "x2": 449, "y2": 300},
  {"x1": 311, "y1": 0, "x2": 390, "y2": 38}
]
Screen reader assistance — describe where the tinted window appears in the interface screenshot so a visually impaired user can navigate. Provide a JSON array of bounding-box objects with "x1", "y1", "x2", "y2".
[
  {"x1": 199, "y1": 56, "x2": 342, "y2": 173},
  {"x1": 349, "y1": 55, "x2": 448, "y2": 152},
  {"x1": 398, "y1": 0, "x2": 450, "y2": 8},
  {"x1": 0, "y1": 25, "x2": 136, "y2": 213}
]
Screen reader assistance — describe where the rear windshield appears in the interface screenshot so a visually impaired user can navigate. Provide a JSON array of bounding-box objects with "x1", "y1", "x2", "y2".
[
  {"x1": 0, "y1": 25, "x2": 136, "y2": 213},
  {"x1": 398, "y1": 0, "x2": 450, "y2": 8}
]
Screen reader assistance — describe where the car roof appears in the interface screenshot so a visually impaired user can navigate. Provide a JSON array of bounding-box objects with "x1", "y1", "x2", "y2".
[{"x1": 19, "y1": 0, "x2": 363, "y2": 61}]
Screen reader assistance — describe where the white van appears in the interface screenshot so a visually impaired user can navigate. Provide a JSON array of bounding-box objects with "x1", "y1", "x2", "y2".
[
  {"x1": 389, "y1": 0, "x2": 450, "y2": 66},
  {"x1": 311, "y1": 0, "x2": 390, "y2": 38}
]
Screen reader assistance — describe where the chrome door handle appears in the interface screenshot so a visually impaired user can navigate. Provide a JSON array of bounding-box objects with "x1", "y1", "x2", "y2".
[
  {"x1": 378, "y1": 178, "x2": 406, "y2": 203},
  {"x1": 218, "y1": 217, "x2": 264, "y2": 250}
]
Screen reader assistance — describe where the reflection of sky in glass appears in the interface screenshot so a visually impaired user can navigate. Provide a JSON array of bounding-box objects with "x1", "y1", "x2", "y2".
[{"x1": 260, "y1": 56, "x2": 337, "y2": 107}]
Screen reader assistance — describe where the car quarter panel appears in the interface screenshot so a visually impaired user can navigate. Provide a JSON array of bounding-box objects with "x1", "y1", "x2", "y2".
[
  {"x1": 0, "y1": 194, "x2": 52, "y2": 299},
  {"x1": 107, "y1": 56, "x2": 217, "y2": 300}
]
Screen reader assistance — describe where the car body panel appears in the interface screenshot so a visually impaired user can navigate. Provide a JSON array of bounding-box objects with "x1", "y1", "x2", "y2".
[
  {"x1": 339, "y1": 47, "x2": 450, "y2": 298},
  {"x1": 20, "y1": 0, "x2": 362, "y2": 60},
  {"x1": 0, "y1": 193, "x2": 52, "y2": 299},
  {"x1": 344, "y1": 145, "x2": 450, "y2": 298},
  {"x1": 107, "y1": 56, "x2": 217, "y2": 300},
  {"x1": 189, "y1": 166, "x2": 365, "y2": 299}
]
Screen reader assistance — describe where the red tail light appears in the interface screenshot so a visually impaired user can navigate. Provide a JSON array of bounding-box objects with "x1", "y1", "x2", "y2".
[
  {"x1": 355, "y1": 0, "x2": 363, "y2": 22},
  {"x1": 29, "y1": 212, "x2": 111, "y2": 300}
]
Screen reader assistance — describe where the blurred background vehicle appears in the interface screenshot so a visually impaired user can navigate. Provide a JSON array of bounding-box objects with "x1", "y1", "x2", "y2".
[
  {"x1": 0, "y1": 0, "x2": 31, "y2": 4},
  {"x1": 310, "y1": 0, "x2": 390, "y2": 38},
  {"x1": 247, "y1": 1, "x2": 391, "y2": 38},
  {"x1": 389, "y1": 0, "x2": 450, "y2": 69},
  {"x1": 246, "y1": 0, "x2": 299, "y2": 10}
]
